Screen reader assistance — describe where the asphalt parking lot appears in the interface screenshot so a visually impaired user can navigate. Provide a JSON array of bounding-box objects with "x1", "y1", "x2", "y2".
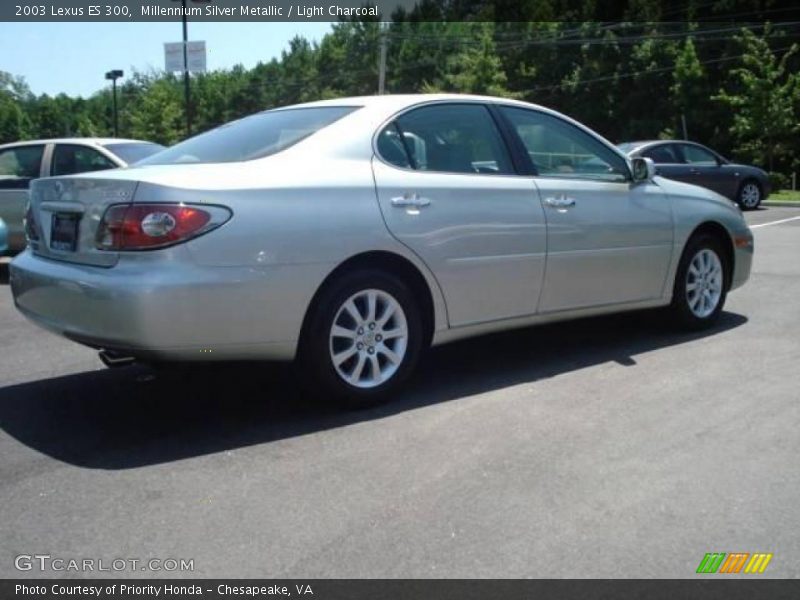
[{"x1": 0, "y1": 206, "x2": 798, "y2": 579}]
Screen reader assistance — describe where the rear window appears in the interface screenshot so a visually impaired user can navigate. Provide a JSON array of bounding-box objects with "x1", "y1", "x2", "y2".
[
  {"x1": 103, "y1": 142, "x2": 165, "y2": 165},
  {"x1": 137, "y1": 106, "x2": 359, "y2": 166}
]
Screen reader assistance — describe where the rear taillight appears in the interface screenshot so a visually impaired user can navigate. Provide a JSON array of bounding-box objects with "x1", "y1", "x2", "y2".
[
  {"x1": 24, "y1": 203, "x2": 40, "y2": 242},
  {"x1": 96, "y1": 203, "x2": 230, "y2": 250}
]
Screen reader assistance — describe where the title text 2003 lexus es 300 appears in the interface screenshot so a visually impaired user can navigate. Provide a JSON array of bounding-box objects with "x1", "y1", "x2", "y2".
[{"x1": 10, "y1": 95, "x2": 753, "y2": 407}]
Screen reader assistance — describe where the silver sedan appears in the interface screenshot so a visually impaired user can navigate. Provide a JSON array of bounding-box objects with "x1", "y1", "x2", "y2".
[{"x1": 10, "y1": 95, "x2": 753, "y2": 406}]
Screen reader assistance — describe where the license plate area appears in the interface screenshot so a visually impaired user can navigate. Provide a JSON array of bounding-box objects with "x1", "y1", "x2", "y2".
[{"x1": 50, "y1": 213, "x2": 81, "y2": 252}]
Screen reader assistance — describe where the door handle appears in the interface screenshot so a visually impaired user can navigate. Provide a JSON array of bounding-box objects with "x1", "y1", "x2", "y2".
[
  {"x1": 391, "y1": 193, "x2": 431, "y2": 208},
  {"x1": 543, "y1": 195, "x2": 576, "y2": 209}
]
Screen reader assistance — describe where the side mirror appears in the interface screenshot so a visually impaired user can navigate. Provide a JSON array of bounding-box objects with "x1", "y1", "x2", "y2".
[{"x1": 631, "y1": 157, "x2": 656, "y2": 182}]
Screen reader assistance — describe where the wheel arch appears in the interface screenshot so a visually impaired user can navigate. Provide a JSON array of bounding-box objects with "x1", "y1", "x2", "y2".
[
  {"x1": 685, "y1": 221, "x2": 735, "y2": 290},
  {"x1": 739, "y1": 176, "x2": 762, "y2": 192},
  {"x1": 300, "y1": 250, "x2": 439, "y2": 350}
]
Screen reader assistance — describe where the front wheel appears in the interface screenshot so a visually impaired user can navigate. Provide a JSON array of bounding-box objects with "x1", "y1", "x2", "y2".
[
  {"x1": 298, "y1": 269, "x2": 423, "y2": 408},
  {"x1": 737, "y1": 180, "x2": 762, "y2": 210},
  {"x1": 669, "y1": 234, "x2": 728, "y2": 329}
]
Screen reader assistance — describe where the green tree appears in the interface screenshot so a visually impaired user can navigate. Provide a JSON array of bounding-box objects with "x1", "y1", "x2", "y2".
[
  {"x1": 715, "y1": 28, "x2": 799, "y2": 171},
  {"x1": 0, "y1": 72, "x2": 32, "y2": 142},
  {"x1": 127, "y1": 75, "x2": 184, "y2": 145},
  {"x1": 440, "y1": 23, "x2": 515, "y2": 97},
  {"x1": 671, "y1": 37, "x2": 706, "y2": 139}
]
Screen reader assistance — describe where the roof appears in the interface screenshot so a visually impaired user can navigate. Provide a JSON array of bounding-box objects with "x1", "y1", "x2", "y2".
[
  {"x1": 0, "y1": 137, "x2": 156, "y2": 149},
  {"x1": 267, "y1": 93, "x2": 630, "y2": 166},
  {"x1": 280, "y1": 93, "x2": 540, "y2": 112},
  {"x1": 619, "y1": 140, "x2": 659, "y2": 147}
]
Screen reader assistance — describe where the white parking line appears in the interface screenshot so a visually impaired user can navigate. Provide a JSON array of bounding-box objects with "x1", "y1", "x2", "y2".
[{"x1": 750, "y1": 216, "x2": 800, "y2": 229}]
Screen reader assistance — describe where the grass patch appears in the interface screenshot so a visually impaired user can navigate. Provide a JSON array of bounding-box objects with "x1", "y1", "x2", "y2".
[{"x1": 768, "y1": 190, "x2": 800, "y2": 203}]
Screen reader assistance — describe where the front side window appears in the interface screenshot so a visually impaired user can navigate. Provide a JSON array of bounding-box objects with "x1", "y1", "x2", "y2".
[
  {"x1": 52, "y1": 145, "x2": 117, "y2": 176},
  {"x1": 138, "y1": 106, "x2": 359, "y2": 165},
  {"x1": 681, "y1": 144, "x2": 718, "y2": 165},
  {"x1": 0, "y1": 145, "x2": 45, "y2": 189},
  {"x1": 642, "y1": 144, "x2": 681, "y2": 164},
  {"x1": 500, "y1": 106, "x2": 629, "y2": 182},
  {"x1": 381, "y1": 104, "x2": 513, "y2": 175}
]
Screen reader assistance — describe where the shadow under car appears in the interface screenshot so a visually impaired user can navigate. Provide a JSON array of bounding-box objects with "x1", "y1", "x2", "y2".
[{"x1": 0, "y1": 309, "x2": 747, "y2": 470}]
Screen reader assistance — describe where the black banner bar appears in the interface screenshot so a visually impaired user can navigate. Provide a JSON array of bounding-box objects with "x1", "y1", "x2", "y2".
[
  {"x1": 4, "y1": 580, "x2": 800, "y2": 600},
  {"x1": 3, "y1": 0, "x2": 800, "y2": 22}
]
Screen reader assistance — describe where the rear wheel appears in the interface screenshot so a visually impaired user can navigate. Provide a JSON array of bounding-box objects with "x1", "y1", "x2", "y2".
[
  {"x1": 298, "y1": 269, "x2": 423, "y2": 408},
  {"x1": 669, "y1": 234, "x2": 728, "y2": 329},
  {"x1": 737, "y1": 180, "x2": 761, "y2": 210}
]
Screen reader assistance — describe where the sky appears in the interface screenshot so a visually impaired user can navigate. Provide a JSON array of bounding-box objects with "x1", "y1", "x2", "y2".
[{"x1": 0, "y1": 22, "x2": 334, "y2": 98}]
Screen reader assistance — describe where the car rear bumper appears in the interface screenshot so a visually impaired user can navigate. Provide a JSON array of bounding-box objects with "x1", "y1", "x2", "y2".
[{"x1": 9, "y1": 250, "x2": 329, "y2": 361}]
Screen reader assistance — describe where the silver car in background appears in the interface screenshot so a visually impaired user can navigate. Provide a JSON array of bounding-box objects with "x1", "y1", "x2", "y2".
[
  {"x1": 10, "y1": 95, "x2": 753, "y2": 406},
  {"x1": 0, "y1": 138, "x2": 164, "y2": 253}
]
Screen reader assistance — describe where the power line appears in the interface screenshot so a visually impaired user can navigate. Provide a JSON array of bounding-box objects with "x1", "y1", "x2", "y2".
[
  {"x1": 386, "y1": 21, "x2": 800, "y2": 47},
  {"x1": 525, "y1": 44, "x2": 798, "y2": 93}
]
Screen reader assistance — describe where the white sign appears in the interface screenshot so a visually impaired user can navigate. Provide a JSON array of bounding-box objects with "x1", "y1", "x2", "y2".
[{"x1": 164, "y1": 41, "x2": 206, "y2": 73}]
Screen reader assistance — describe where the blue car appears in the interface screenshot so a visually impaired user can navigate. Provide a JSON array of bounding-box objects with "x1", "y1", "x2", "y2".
[{"x1": 0, "y1": 217, "x2": 8, "y2": 255}]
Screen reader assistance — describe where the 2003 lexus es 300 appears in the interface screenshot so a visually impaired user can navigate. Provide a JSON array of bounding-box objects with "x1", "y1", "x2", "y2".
[{"x1": 10, "y1": 95, "x2": 753, "y2": 406}]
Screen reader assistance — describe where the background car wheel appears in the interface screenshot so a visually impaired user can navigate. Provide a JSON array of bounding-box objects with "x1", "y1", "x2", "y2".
[
  {"x1": 299, "y1": 269, "x2": 423, "y2": 408},
  {"x1": 737, "y1": 180, "x2": 762, "y2": 210},
  {"x1": 669, "y1": 234, "x2": 728, "y2": 329}
]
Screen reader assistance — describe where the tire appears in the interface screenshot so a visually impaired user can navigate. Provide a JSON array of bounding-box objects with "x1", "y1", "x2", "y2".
[
  {"x1": 669, "y1": 234, "x2": 729, "y2": 329},
  {"x1": 737, "y1": 180, "x2": 762, "y2": 210},
  {"x1": 298, "y1": 269, "x2": 423, "y2": 408}
]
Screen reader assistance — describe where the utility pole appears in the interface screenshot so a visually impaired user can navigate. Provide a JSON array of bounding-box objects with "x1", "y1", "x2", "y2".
[
  {"x1": 105, "y1": 70, "x2": 124, "y2": 137},
  {"x1": 681, "y1": 114, "x2": 688, "y2": 140},
  {"x1": 378, "y1": 23, "x2": 387, "y2": 95}
]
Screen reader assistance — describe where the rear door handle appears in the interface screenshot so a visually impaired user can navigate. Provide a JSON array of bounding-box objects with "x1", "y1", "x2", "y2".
[
  {"x1": 543, "y1": 195, "x2": 576, "y2": 208},
  {"x1": 391, "y1": 193, "x2": 431, "y2": 208}
]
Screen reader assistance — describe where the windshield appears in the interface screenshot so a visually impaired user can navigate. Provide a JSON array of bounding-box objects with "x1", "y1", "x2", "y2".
[
  {"x1": 137, "y1": 106, "x2": 359, "y2": 166},
  {"x1": 103, "y1": 142, "x2": 166, "y2": 165}
]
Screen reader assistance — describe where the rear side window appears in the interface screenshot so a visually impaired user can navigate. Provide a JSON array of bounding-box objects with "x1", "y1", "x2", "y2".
[
  {"x1": 681, "y1": 144, "x2": 718, "y2": 165},
  {"x1": 379, "y1": 104, "x2": 513, "y2": 175},
  {"x1": 138, "y1": 106, "x2": 359, "y2": 165},
  {"x1": 376, "y1": 125, "x2": 412, "y2": 169},
  {"x1": 0, "y1": 145, "x2": 45, "y2": 189},
  {"x1": 642, "y1": 144, "x2": 681, "y2": 164},
  {"x1": 52, "y1": 144, "x2": 117, "y2": 176}
]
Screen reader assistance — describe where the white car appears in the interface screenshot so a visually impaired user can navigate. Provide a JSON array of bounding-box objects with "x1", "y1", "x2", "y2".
[{"x1": 0, "y1": 138, "x2": 164, "y2": 253}]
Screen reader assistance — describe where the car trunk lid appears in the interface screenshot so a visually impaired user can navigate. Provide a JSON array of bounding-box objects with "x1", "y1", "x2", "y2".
[{"x1": 28, "y1": 176, "x2": 139, "y2": 267}]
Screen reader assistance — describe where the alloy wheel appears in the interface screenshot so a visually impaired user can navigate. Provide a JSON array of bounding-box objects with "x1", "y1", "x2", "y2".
[
  {"x1": 685, "y1": 248, "x2": 723, "y2": 318},
  {"x1": 328, "y1": 289, "x2": 409, "y2": 388},
  {"x1": 740, "y1": 182, "x2": 760, "y2": 209}
]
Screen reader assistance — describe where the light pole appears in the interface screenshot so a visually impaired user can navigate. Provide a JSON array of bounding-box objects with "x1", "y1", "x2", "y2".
[
  {"x1": 171, "y1": 0, "x2": 207, "y2": 137},
  {"x1": 104, "y1": 69, "x2": 124, "y2": 138}
]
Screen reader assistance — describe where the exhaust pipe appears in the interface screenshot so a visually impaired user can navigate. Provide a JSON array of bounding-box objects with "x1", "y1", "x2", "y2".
[{"x1": 99, "y1": 349, "x2": 136, "y2": 368}]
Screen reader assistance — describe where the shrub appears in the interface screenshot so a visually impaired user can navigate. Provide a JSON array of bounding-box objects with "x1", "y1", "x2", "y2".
[{"x1": 768, "y1": 172, "x2": 790, "y2": 192}]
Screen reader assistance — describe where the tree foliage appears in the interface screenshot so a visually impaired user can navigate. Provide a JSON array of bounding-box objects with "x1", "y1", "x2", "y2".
[
  {"x1": 1, "y1": 3, "x2": 799, "y2": 180},
  {"x1": 714, "y1": 27, "x2": 799, "y2": 172}
]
